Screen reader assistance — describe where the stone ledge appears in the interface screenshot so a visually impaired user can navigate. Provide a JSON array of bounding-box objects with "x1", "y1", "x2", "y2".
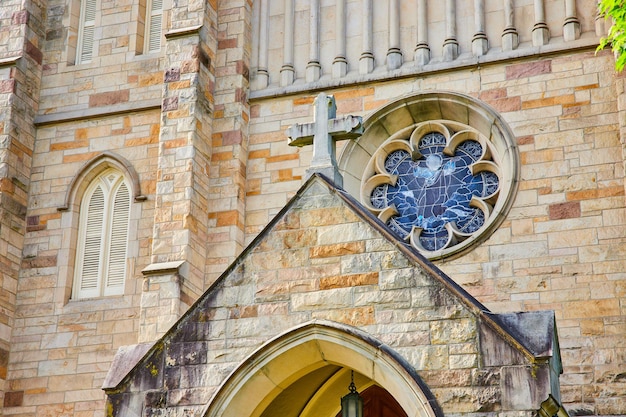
[
  {"x1": 142, "y1": 260, "x2": 187, "y2": 277},
  {"x1": 63, "y1": 294, "x2": 133, "y2": 314},
  {"x1": 250, "y1": 36, "x2": 600, "y2": 101},
  {"x1": 33, "y1": 98, "x2": 161, "y2": 126},
  {"x1": 0, "y1": 55, "x2": 21, "y2": 68},
  {"x1": 164, "y1": 25, "x2": 203, "y2": 39}
]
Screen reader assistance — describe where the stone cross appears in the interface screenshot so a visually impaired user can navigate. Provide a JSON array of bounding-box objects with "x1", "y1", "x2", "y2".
[{"x1": 286, "y1": 92, "x2": 363, "y2": 187}]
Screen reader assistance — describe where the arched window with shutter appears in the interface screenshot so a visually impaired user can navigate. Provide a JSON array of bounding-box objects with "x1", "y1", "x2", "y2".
[{"x1": 73, "y1": 169, "x2": 130, "y2": 299}]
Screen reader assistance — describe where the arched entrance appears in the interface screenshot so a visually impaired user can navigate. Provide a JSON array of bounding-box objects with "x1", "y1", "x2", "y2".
[{"x1": 203, "y1": 320, "x2": 442, "y2": 417}]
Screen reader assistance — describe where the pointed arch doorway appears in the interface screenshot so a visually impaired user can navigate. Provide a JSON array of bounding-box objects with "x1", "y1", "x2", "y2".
[{"x1": 203, "y1": 321, "x2": 442, "y2": 417}]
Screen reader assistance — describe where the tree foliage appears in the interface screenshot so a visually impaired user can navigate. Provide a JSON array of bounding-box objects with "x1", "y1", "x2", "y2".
[{"x1": 597, "y1": 0, "x2": 626, "y2": 71}]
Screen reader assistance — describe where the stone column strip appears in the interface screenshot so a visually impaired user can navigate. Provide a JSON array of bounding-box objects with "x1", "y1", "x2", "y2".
[
  {"x1": 387, "y1": 0, "x2": 402, "y2": 70},
  {"x1": 359, "y1": 0, "x2": 374, "y2": 74},
  {"x1": 563, "y1": 0, "x2": 580, "y2": 41},
  {"x1": 414, "y1": 0, "x2": 430, "y2": 65},
  {"x1": 532, "y1": 0, "x2": 550, "y2": 46},
  {"x1": 280, "y1": 0, "x2": 295, "y2": 86},
  {"x1": 205, "y1": 0, "x2": 250, "y2": 285},
  {"x1": 256, "y1": 0, "x2": 270, "y2": 88},
  {"x1": 616, "y1": 64, "x2": 626, "y2": 199},
  {"x1": 443, "y1": 0, "x2": 459, "y2": 61},
  {"x1": 472, "y1": 0, "x2": 488, "y2": 56},
  {"x1": 502, "y1": 0, "x2": 519, "y2": 50},
  {"x1": 332, "y1": 0, "x2": 348, "y2": 78},
  {"x1": 0, "y1": 3, "x2": 43, "y2": 405},
  {"x1": 306, "y1": 0, "x2": 321, "y2": 82},
  {"x1": 150, "y1": 0, "x2": 214, "y2": 302}
]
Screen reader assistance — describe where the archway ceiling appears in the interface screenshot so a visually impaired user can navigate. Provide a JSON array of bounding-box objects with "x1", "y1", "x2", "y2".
[
  {"x1": 259, "y1": 365, "x2": 341, "y2": 417},
  {"x1": 259, "y1": 366, "x2": 396, "y2": 417}
]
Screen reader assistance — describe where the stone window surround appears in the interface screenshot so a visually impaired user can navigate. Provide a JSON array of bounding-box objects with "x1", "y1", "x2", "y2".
[
  {"x1": 72, "y1": 167, "x2": 131, "y2": 298},
  {"x1": 338, "y1": 90, "x2": 520, "y2": 261},
  {"x1": 361, "y1": 120, "x2": 500, "y2": 255},
  {"x1": 58, "y1": 151, "x2": 146, "y2": 210},
  {"x1": 56, "y1": 152, "x2": 146, "y2": 303},
  {"x1": 136, "y1": 0, "x2": 172, "y2": 55}
]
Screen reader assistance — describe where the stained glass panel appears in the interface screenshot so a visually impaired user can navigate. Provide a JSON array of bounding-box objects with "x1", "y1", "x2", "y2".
[{"x1": 369, "y1": 132, "x2": 499, "y2": 251}]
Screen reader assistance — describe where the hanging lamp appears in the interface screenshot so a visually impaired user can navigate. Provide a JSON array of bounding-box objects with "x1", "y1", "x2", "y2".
[{"x1": 341, "y1": 370, "x2": 363, "y2": 417}]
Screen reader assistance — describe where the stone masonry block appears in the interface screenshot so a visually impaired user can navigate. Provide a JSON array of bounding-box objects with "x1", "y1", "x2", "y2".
[{"x1": 506, "y1": 60, "x2": 552, "y2": 80}]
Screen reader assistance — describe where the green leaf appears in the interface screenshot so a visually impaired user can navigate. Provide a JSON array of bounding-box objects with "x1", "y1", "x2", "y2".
[{"x1": 597, "y1": 0, "x2": 626, "y2": 71}]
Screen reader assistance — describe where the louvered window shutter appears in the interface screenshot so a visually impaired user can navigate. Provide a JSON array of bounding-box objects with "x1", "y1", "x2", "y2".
[
  {"x1": 74, "y1": 171, "x2": 131, "y2": 300},
  {"x1": 146, "y1": 0, "x2": 163, "y2": 53},
  {"x1": 104, "y1": 182, "x2": 130, "y2": 295},
  {"x1": 77, "y1": 185, "x2": 105, "y2": 299},
  {"x1": 77, "y1": 0, "x2": 96, "y2": 63}
]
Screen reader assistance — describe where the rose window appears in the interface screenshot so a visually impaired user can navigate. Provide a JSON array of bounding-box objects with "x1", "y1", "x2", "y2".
[{"x1": 361, "y1": 121, "x2": 502, "y2": 258}]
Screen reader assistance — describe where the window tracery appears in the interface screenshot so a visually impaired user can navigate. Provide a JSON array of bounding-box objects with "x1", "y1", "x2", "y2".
[{"x1": 361, "y1": 120, "x2": 502, "y2": 257}]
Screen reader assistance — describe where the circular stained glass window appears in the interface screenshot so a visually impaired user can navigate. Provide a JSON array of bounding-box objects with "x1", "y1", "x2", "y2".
[{"x1": 361, "y1": 121, "x2": 502, "y2": 258}]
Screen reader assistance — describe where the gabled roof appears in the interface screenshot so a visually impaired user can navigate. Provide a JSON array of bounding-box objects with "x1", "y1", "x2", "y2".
[{"x1": 104, "y1": 174, "x2": 561, "y2": 406}]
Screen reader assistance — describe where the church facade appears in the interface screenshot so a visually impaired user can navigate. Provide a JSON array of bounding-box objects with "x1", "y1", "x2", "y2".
[{"x1": 0, "y1": 0, "x2": 624, "y2": 416}]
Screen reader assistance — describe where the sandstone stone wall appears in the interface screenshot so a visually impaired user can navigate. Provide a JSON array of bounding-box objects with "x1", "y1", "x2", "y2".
[
  {"x1": 246, "y1": 51, "x2": 626, "y2": 414},
  {"x1": 104, "y1": 177, "x2": 561, "y2": 417},
  {"x1": 8, "y1": 113, "x2": 158, "y2": 416},
  {"x1": 0, "y1": 0, "x2": 45, "y2": 408},
  {"x1": 204, "y1": 0, "x2": 251, "y2": 286},
  {"x1": 3, "y1": 0, "x2": 243, "y2": 415},
  {"x1": 0, "y1": 0, "x2": 624, "y2": 415}
]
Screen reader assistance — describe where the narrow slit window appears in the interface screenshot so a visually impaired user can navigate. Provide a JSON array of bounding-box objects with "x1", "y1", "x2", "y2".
[
  {"x1": 145, "y1": 0, "x2": 163, "y2": 53},
  {"x1": 77, "y1": 0, "x2": 97, "y2": 64}
]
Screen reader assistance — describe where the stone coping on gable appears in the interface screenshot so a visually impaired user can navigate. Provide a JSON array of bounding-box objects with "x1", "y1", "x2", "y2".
[{"x1": 102, "y1": 342, "x2": 156, "y2": 389}]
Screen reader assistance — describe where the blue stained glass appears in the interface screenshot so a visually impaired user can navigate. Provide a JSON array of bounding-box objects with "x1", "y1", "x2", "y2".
[{"x1": 371, "y1": 132, "x2": 499, "y2": 251}]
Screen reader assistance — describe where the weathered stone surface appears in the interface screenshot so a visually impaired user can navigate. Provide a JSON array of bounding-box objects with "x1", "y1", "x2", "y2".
[
  {"x1": 88, "y1": 89, "x2": 130, "y2": 107},
  {"x1": 101, "y1": 178, "x2": 566, "y2": 417},
  {"x1": 319, "y1": 272, "x2": 378, "y2": 289},
  {"x1": 501, "y1": 365, "x2": 550, "y2": 410},
  {"x1": 419, "y1": 369, "x2": 473, "y2": 388},
  {"x1": 505, "y1": 60, "x2": 552, "y2": 80},
  {"x1": 310, "y1": 241, "x2": 365, "y2": 259},
  {"x1": 4, "y1": 0, "x2": 624, "y2": 414},
  {"x1": 433, "y1": 386, "x2": 500, "y2": 413},
  {"x1": 430, "y1": 318, "x2": 477, "y2": 345}
]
